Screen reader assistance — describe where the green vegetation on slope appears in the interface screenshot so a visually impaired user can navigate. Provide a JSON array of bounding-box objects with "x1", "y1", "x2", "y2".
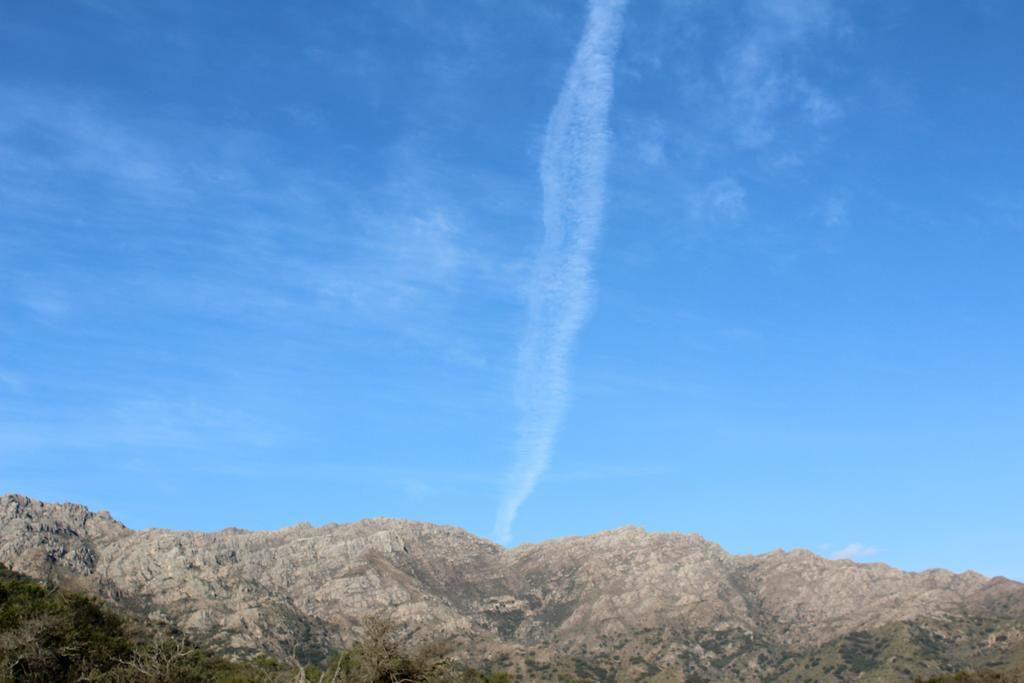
[
  {"x1": 0, "y1": 564, "x2": 509, "y2": 683},
  {"x1": 919, "y1": 672, "x2": 1024, "y2": 683},
  {"x1": 4, "y1": 562, "x2": 1024, "y2": 682},
  {"x1": 773, "y1": 618, "x2": 1024, "y2": 683}
]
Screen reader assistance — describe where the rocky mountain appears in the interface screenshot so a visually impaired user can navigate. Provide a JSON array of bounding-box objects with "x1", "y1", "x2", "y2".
[{"x1": 1, "y1": 493, "x2": 1022, "y2": 681}]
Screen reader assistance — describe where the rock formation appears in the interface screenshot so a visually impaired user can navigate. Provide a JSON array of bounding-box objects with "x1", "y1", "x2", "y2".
[{"x1": 2, "y1": 493, "x2": 1022, "y2": 681}]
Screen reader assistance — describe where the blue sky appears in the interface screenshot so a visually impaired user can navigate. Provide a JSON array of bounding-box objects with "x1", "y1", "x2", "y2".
[{"x1": 2, "y1": 0, "x2": 1022, "y2": 579}]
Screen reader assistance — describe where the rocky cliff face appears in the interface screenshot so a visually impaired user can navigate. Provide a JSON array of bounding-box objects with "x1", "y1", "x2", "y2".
[{"x1": 2, "y1": 493, "x2": 1022, "y2": 681}]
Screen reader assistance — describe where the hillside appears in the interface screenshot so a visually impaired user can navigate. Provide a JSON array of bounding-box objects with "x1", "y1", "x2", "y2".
[{"x1": 2, "y1": 493, "x2": 1022, "y2": 681}]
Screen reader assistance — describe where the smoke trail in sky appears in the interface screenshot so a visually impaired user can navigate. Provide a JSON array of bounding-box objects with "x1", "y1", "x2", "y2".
[{"x1": 495, "y1": 0, "x2": 627, "y2": 544}]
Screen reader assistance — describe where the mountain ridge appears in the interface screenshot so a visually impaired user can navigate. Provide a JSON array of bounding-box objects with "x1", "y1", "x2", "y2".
[
  {"x1": 2, "y1": 492, "x2": 1022, "y2": 681},
  {"x1": 0, "y1": 491, "x2": 999, "y2": 581}
]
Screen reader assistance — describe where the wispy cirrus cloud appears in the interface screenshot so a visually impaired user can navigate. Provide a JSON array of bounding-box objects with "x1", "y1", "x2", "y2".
[
  {"x1": 822, "y1": 192, "x2": 850, "y2": 227},
  {"x1": 610, "y1": 0, "x2": 851, "y2": 243},
  {"x1": 311, "y1": 211, "x2": 464, "y2": 313},
  {"x1": 0, "y1": 397, "x2": 268, "y2": 455},
  {"x1": 0, "y1": 371, "x2": 25, "y2": 393},
  {"x1": 0, "y1": 78, "x2": 525, "y2": 462},
  {"x1": 621, "y1": 115, "x2": 667, "y2": 167},
  {"x1": 494, "y1": 0, "x2": 628, "y2": 544},
  {"x1": 688, "y1": 178, "x2": 748, "y2": 223},
  {"x1": 721, "y1": 0, "x2": 846, "y2": 149},
  {"x1": 0, "y1": 82, "x2": 516, "y2": 346},
  {"x1": 0, "y1": 88, "x2": 189, "y2": 203},
  {"x1": 832, "y1": 543, "x2": 881, "y2": 561}
]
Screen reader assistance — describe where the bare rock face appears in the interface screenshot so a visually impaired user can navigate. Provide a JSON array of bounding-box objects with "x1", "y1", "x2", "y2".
[
  {"x1": 1, "y1": 493, "x2": 1022, "y2": 681},
  {"x1": 0, "y1": 494, "x2": 129, "y2": 576}
]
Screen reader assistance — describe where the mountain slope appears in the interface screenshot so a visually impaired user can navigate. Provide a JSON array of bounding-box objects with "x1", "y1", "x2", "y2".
[{"x1": 2, "y1": 493, "x2": 1022, "y2": 681}]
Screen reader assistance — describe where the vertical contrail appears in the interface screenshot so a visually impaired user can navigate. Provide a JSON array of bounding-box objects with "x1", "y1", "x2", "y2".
[{"x1": 495, "y1": 0, "x2": 628, "y2": 544}]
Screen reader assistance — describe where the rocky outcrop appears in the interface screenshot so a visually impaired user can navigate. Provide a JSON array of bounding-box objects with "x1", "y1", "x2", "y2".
[{"x1": 2, "y1": 493, "x2": 1021, "y2": 681}]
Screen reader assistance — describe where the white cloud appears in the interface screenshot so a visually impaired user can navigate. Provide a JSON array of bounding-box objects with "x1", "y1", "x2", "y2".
[
  {"x1": 716, "y1": 0, "x2": 846, "y2": 148},
  {"x1": 0, "y1": 89, "x2": 186, "y2": 198},
  {"x1": 0, "y1": 83, "x2": 521, "y2": 369},
  {"x1": 494, "y1": 0, "x2": 628, "y2": 545},
  {"x1": 832, "y1": 543, "x2": 881, "y2": 561},
  {"x1": 722, "y1": 40, "x2": 785, "y2": 148},
  {"x1": 0, "y1": 398, "x2": 269, "y2": 455},
  {"x1": 19, "y1": 291, "x2": 69, "y2": 318},
  {"x1": 689, "y1": 178, "x2": 747, "y2": 222},
  {"x1": 313, "y1": 211, "x2": 465, "y2": 313},
  {"x1": 627, "y1": 116, "x2": 667, "y2": 166},
  {"x1": 823, "y1": 193, "x2": 849, "y2": 226},
  {"x1": 0, "y1": 371, "x2": 25, "y2": 392},
  {"x1": 801, "y1": 85, "x2": 843, "y2": 125},
  {"x1": 755, "y1": 0, "x2": 837, "y2": 38}
]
